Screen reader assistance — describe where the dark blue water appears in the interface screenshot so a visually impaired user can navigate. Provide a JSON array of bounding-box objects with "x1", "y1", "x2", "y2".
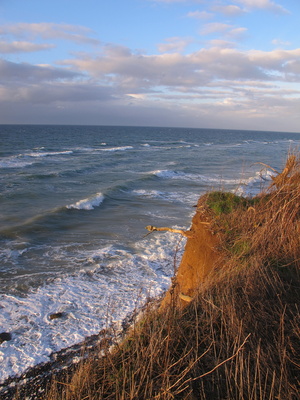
[{"x1": 0, "y1": 125, "x2": 299, "y2": 381}]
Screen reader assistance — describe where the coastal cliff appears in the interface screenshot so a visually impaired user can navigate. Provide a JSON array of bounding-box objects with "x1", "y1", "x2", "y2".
[
  {"x1": 7, "y1": 155, "x2": 300, "y2": 400},
  {"x1": 161, "y1": 201, "x2": 223, "y2": 308}
]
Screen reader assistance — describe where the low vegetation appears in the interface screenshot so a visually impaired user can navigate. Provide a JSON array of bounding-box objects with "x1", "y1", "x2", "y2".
[{"x1": 21, "y1": 154, "x2": 300, "y2": 399}]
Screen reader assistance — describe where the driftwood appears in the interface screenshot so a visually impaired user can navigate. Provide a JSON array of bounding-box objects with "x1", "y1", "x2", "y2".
[{"x1": 145, "y1": 225, "x2": 192, "y2": 237}]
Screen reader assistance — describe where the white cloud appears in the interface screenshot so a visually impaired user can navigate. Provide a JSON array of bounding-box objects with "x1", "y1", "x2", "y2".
[
  {"x1": 212, "y1": 5, "x2": 246, "y2": 16},
  {"x1": 0, "y1": 1, "x2": 297, "y2": 130},
  {"x1": 234, "y1": 0, "x2": 289, "y2": 14},
  {"x1": 208, "y1": 39, "x2": 236, "y2": 48},
  {"x1": 1, "y1": 33, "x2": 300, "y2": 130},
  {"x1": 187, "y1": 10, "x2": 214, "y2": 19},
  {"x1": 201, "y1": 22, "x2": 234, "y2": 35},
  {"x1": 157, "y1": 37, "x2": 192, "y2": 53},
  {"x1": 1, "y1": 73, "x2": 299, "y2": 131},
  {"x1": 0, "y1": 23, "x2": 100, "y2": 45},
  {"x1": 227, "y1": 27, "x2": 248, "y2": 39},
  {"x1": 61, "y1": 45, "x2": 300, "y2": 93},
  {"x1": 272, "y1": 39, "x2": 291, "y2": 47},
  {"x1": 6, "y1": 83, "x2": 114, "y2": 104},
  {"x1": 249, "y1": 48, "x2": 300, "y2": 67},
  {"x1": 0, "y1": 40, "x2": 54, "y2": 54},
  {"x1": 200, "y1": 22, "x2": 247, "y2": 40},
  {"x1": 3, "y1": 43, "x2": 300, "y2": 106},
  {"x1": 0, "y1": 59, "x2": 82, "y2": 83},
  {"x1": 150, "y1": 0, "x2": 288, "y2": 14}
]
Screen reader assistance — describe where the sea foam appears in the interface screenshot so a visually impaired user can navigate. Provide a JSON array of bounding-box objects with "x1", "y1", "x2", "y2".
[
  {"x1": 26, "y1": 150, "x2": 73, "y2": 157},
  {"x1": 66, "y1": 193, "x2": 104, "y2": 210},
  {"x1": 0, "y1": 232, "x2": 182, "y2": 384},
  {"x1": 0, "y1": 156, "x2": 35, "y2": 169},
  {"x1": 99, "y1": 146, "x2": 134, "y2": 152}
]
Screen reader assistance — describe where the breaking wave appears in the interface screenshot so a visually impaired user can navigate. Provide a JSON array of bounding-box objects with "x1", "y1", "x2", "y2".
[
  {"x1": 66, "y1": 193, "x2": 105, "y2": 210},
  {"x1": 98, "y1": 146, "x2": 134, "y2": 152}
]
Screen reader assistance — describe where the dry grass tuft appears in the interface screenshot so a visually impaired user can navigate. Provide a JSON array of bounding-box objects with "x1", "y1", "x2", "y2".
[{"x1": 41, "y1": 154, "x2": 300, "y2": 400}]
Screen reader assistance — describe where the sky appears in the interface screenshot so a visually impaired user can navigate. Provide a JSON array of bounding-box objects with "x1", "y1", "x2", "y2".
[{"x1": 0, "y1": 0, "x2": 300, "y2": 132}]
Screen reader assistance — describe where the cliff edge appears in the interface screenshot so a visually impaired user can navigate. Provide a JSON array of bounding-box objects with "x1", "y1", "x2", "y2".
[{"x1": 161, "y1": 201, "x2": 223, "y2": 308}]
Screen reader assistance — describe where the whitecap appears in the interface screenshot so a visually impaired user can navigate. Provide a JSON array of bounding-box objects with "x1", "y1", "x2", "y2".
[
  {"x1": 132, "y1": 189, "x2": 199, "y2": 206},
  {"x1": 133, "y1": 189, "x2": 164, "y2": 198},
  {"x1": 0, "y1": 158, "x2": 35, "y2": 169},
  {"x1": 26, "y1": 151, "x2": 73, "y2": 157},
  {"x1": 152, "y1": 169, "x2": 180, "y2": 179},
  {"x1": 99, "y1": 146, "x2": 133, "y2": 152},
  {"x1": 66, "y1": 193, "x2": 104, "y2": 210},
  {"x1": 152, "y1": 169, "x2": 238, "y2": 185},
  {"x1": 236, "y1": 169, "x2": 275, "y2": 197}
]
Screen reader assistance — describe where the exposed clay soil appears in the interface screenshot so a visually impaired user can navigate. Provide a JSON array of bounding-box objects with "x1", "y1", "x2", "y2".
[{"x1": 162, "y1": 202, "x2": 223, "y2": 308}]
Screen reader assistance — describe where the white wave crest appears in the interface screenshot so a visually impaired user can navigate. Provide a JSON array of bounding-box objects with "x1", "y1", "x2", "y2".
[
  {"x1": 0, "y1": 158, "x2": 35, "y2": 169},
  {"x1": 152, "y1": 169, "x2": 239, "y2": 184},
  {"x1": 152, "y1": 169, "x2": 181, "y2": 179},
  {"x1": 237, "y1": 169, "x2": 275, "y2": 197},
  {"x1": 0, "y1": 150, "x2": 73, "y2": 168},
  {"x1": 132, "y1": 189, "x2": 200, "y2": 205},
  {"x1": 26, "y1": 150, "x2": 73, "y2": 157},
  {"x1": 100, "y1": 146, "x2": 133, "y2": 152},
  {"x1": 133, "y1": 189, "x2": 163, "y2": 198},
  {"x1": 66, "y1": 193, "x2": 104, "y2": 210},
  {"x1": 243, "y1": 169, "x2": 274, "y2": 185}
]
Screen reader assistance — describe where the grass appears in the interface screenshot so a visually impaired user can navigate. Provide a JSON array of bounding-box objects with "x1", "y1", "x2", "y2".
[
  {"x1": 204, "y1": 191, "x2": 250, "y2": 216},
  {"x1": 18, "y1": 154, "x2": 300, "y2": 399}
]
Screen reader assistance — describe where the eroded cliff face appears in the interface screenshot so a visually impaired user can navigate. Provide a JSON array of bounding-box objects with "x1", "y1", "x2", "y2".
[{"x1": 161, "y1": 204, "x2": 222, "y2": 308}]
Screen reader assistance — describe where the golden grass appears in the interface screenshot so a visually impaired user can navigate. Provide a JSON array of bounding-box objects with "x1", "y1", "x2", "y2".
[{"x1": 33, "y1": 153, "x2": 300, "y2": 399}]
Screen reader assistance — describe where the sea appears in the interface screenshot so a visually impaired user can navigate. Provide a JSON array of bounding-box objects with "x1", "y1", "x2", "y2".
[{"x1": 0, "y1": 124, "x2": 299, "y2": 383}]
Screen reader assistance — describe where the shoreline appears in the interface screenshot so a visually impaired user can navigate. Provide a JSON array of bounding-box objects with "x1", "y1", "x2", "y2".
[
  {"x1": 0, "y1": 329, "x2": 111, "y2": 399},
  {"x1": 0, "y1": 296, "x2": 158, "y2": 399}
]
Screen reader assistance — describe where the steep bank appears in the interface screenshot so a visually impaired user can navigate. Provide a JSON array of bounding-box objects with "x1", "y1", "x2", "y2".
[
  {"x1": 161, "y1": 203, "x2": 223, "y2": 308},
  {"x1": 10, "y1": 155, "x2": 300, "y2": 399}
]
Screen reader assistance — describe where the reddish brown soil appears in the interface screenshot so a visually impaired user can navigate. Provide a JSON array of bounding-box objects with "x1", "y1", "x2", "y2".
[{"x1": 162, "y1": 205, "x2": 222, "y2": 308}]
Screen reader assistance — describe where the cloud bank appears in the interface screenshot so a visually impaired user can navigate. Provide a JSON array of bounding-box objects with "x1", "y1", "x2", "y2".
[{"x1": 0, "y1": 2, "x2": 299, "y2": 132}]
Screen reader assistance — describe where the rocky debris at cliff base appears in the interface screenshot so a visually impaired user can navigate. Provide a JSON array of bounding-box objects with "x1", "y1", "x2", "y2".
[
  {"x1": 0, "y1": 332, "x2": 12, "y2": 344},
  {"x1": 0, "y1": 329, "x2": 113, "y2": 400},
  {"x1": 49, "y1": 312, "x2": 65, "y2": 320}
]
